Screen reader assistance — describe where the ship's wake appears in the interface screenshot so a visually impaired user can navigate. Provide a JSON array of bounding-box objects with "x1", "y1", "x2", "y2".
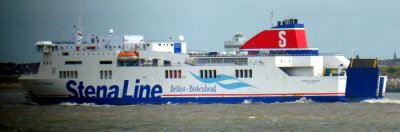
[
  {"x1": 361, "y1": 98, "x2": 400, "y2": 104},
  {"x1": 285, "y1": 97, "x2": 315, "y2": 104},
  {"x1": 58, "y1": 102, "x2": 116, "y2": 107},
  {"x1": 241, "y1": 97, "x2": 315, "y2": 104},
  {"x1": 53, "y1": 98, "x2": 400, "y2": 105}
]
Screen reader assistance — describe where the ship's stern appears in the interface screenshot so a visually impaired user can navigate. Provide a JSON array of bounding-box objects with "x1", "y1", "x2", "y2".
[{"x1": 345, "y1": 59, "x2": 387, "y2": 101}]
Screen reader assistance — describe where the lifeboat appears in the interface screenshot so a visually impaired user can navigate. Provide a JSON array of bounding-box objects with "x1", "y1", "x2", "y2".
[
  {"x1": 118, "y1": 51, "x2": 138, "y2": 60},
  {"x1": 87, "y1": 45, "x2": 96, "y2": 50}
]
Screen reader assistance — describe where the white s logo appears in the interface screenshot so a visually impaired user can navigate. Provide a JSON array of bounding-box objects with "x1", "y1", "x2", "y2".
[{"x1": 279, "y1": 31, "x2": 286, "y2": 47}]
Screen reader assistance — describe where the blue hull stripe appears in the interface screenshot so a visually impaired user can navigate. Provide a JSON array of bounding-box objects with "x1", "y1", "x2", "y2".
[{"x1": 29, "y1": 96, "x2": 353, "y2": 105}]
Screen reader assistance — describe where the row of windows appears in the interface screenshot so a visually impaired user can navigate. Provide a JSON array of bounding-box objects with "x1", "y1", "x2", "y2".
[
  {"x1": 63, "y1": 60, "x2": 112, "y2": 65},
  {"x1": 43, "y1": 61, "x2": 52, "y2": 65},
  {"x1": 235, "y1": 69, "x2": 253, "y2": 78},
  {"x1": 200, "y1": 69, "x2": 217, "y2": 78},
  {"x1": 197, "y1": 60, "x2": 248, "y2": 64},
  {"x1": 105, "y1": 45, "x2": 121, "y2": 49},
  {"x1": 65, "y1": 61, "x2": 82, "y2": 65},
  {"x1": 100, "y1": 70, "x2": 112, "y2": 79},
  {"x1": 59, "y1": 71, "x2": 78, "y2": 79},
  {"x1": 100, "y1": 61, "x2": 113, "y2": 64},
  {"x1": 60, "y1": 52, "x2": 116, "y2": 56},
  {"x1": 57, "y1": 44, "x2": 139, "y2": 49},
  {"x1": 165, "y1": 70, "x2": 182, "y2": 79},
  {"x1": 158, "y1": 43, "x2": 174, "y2": 46}
]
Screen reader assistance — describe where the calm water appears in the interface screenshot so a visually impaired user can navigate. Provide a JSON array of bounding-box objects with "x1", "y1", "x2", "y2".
[{"x1": 1, "y1": 84, "x2": 400, "y2": 132}]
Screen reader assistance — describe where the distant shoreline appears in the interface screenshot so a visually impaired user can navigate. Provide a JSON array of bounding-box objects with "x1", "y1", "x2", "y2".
[{"x1": 0, "y1": 76, "x2": 19, "y2": 84}]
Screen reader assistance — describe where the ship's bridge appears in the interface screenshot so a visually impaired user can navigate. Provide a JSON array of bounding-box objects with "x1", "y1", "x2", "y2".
[{"x1": 35, "y1": 41, "x2": 55, "y2": 53}]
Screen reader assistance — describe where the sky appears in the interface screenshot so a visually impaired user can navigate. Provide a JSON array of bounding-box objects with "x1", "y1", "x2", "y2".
[{"x1": 1, "y1": 0, "x2": 399, "y2": 63}]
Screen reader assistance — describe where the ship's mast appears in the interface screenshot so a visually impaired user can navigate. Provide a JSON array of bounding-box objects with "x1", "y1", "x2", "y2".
[
  {"x1": 76, "y1": 2, "x2": 83, "y2": 45},
  {"x1": 270, "y1": 11, "x2": 274, "y2": 28},
  {"x1": 60, "y1": 27, "x2": 64, "y2": 44}
]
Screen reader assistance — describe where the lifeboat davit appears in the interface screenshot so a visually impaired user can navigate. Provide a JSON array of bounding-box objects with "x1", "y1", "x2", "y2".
[{"x1": 118, "y1": 51, "x2": 138, "y2": 60}]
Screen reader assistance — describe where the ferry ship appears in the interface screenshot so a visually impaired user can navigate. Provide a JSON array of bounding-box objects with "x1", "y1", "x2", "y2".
[{"x1": 20, "y1": 19, "x2": 387, "y2": 104}]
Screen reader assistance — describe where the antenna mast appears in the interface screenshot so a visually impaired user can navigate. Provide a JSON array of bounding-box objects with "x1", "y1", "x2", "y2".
[
  {"x1": 76, "y1": 2, "x2": 83, "y2": 45},
  {"x1": 270, "y1": 11, "x2": 274, "y2": 28},
  {"x1": 60, "y1": 27, "x2": 64, "y2": 44}
]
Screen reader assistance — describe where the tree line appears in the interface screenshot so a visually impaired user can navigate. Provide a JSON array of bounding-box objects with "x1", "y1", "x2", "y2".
[{"x1": 0, "y1": 62, "x2": 40, "y2": 76}]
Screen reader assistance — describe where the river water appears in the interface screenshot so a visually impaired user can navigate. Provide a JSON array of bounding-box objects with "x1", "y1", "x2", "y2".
[{"x1": 1, "y1": 84, "x2": 400, "y2": 131}]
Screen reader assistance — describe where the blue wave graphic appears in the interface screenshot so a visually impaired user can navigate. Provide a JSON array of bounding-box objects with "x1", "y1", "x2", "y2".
[{"x1": 189, "y1": 72, "x2": 255, "y2": 89}]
